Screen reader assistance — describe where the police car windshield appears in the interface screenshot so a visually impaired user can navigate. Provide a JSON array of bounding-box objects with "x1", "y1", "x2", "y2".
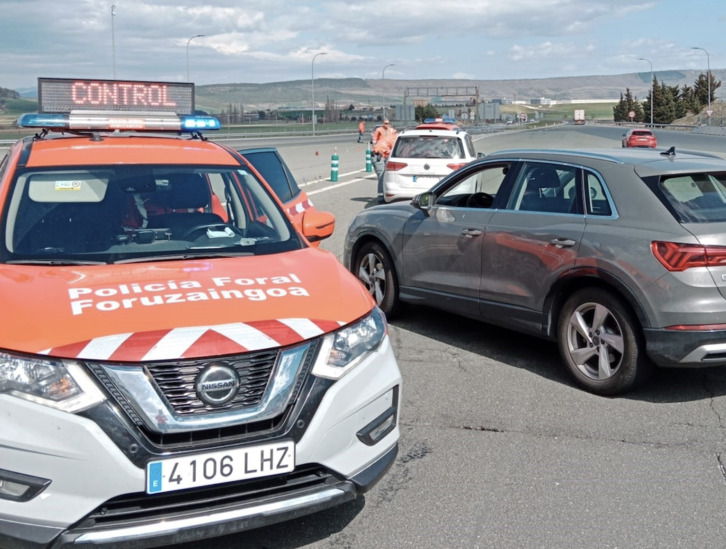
[{"x1": 3, "y1": 165, "x2": 302, "y2": 264}]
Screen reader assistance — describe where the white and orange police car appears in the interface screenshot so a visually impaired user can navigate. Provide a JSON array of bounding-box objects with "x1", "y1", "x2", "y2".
[{"x1": 0, "y1": 78, "x2": 401, "y2": 548}]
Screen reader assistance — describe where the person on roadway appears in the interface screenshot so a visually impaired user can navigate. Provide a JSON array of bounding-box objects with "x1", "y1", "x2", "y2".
[
  {"x1": 357, "y1": 120, "x2": 366, "y2": 143},
  {"x1": 372, "y1": 119, "x2": 397, "y2": 203}
]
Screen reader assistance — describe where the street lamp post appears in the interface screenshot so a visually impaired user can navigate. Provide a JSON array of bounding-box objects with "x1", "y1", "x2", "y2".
[
  {"x1": 691, "y1": 46, "x2": 711, "y2": 125},
  {"x1": 382, "y1": 63, "x2": 395, "y2": 120},
  {"x1": 311, "y1": 52, "x2": 327, "y2": 136},
  {"x1": 637, "y1": 57, "x2": 654, "y2": 126},
  {"x1": 186, "y1": 34, "x2": 205, "y2": 82},
  {"x1": 111, "y1": 5, "x2": 117, "y2": 78}
]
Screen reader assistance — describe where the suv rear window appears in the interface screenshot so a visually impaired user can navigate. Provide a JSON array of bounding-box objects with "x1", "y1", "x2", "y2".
[
  {"x1": 392, "y1": 135, "x2": 465, "y2": 159},
  {"x1": 660, "y1": 173, "x2": 726, "y2": 222}
]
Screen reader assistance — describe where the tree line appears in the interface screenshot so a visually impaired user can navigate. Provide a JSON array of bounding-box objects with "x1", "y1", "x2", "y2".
[{"x1": 613, "y1": 73, "x2": 721, "y2": 124}]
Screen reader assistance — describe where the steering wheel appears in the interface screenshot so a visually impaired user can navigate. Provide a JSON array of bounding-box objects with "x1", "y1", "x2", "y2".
[
  {"x1": 180, "y1": 223, "x2": 232, "y2": 239},
  {"x1": 465, "y1": 192, "x2": 494, "y2": 208}
]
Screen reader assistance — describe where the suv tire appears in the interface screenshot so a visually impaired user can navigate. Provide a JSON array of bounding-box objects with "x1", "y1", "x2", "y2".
[
  {"x1": 354, "y1": 241, "x2": 400, "y2": 318},
  {"x1": 557, "y1": 287, "x2": 652, "y2": 395}
]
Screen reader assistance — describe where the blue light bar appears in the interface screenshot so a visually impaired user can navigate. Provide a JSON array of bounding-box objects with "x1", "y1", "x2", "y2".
[
  {"x1": 181, "y1": 116, "x2": 221, "y2": 131},
  {"x1": 17, "y1": 112, "x2": 221, "y2": 133},
  {"x1": 18, "y1": 113, "x2": 70, "y2": 128},
  {"x1": 423, "y1": 117, "x2": 457, "y2": 124}
]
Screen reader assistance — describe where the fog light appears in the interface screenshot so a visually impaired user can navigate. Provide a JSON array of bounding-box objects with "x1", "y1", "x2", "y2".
[
  {"x1": 0, "y1": 469, "x2": 51, "y2": 502},
  {"x1": 357, "y1": 386, "x2": 399, "y2": 446}
]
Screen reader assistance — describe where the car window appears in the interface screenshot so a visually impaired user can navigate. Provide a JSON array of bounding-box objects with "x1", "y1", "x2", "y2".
[
  {"x1": 436, "y1": 163, "x2": 511, "y2": 208},
  {"x1": 239, "y1": 150, "x2": 300, "y2": 203},
  {"x1": 584, "y1": 171, "x2": 613, "y2": 216},
  {"x1": 4, "y1": 165, "x2": 299, "y2": 263},
  {"x1": 507, "y1": 162, "x2": 577, "y2": 214},
  {"x1": 660, "y1": 173, "x2": 726, "y2": 222},
  {"x1": 392, "y1": 135, "x2": 464, "y2": 159}
]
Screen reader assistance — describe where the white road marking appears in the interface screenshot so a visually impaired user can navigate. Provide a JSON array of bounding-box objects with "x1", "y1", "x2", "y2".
[{"x1": 307, "y1": 171, "x2": 377, "y2": 195}]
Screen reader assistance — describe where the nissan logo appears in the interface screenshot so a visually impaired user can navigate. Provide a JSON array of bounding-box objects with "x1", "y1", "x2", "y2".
[
  {"x1": 196, "y1": 364, "x2": 240, "y2": 406},
  {"x1": 424, "y1": 163, "x2": 430, "y2": 170}
]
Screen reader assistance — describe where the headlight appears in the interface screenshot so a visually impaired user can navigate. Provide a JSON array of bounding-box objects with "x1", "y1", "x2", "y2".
[
  {"x1": 312, "y1": 307, "x2": 387, "y2": 380},
  {"x1": 0, "y1": 352, "x2": 106, "y2": 412}
]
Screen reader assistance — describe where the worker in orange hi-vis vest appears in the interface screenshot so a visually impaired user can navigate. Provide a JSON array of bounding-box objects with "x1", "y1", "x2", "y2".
[
  {"x1": 357, "y1": 120, "x2": 366, "y2": 143},
  {"x1": 371, "y1": 119, "x2": 397, "y2": 203}
]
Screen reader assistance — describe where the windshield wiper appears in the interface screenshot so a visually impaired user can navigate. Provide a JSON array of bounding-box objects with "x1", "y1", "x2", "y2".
[
  {"x1": 113, "y1": 251, "x2": 254, "y2": 264},
  {"x1": 7, "y1": 259, "x2": 107, "y2": 265}
]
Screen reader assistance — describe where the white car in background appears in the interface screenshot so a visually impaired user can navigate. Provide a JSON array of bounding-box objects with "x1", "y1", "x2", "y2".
[{"x1": 381, "y1": 126, "x2": 480, "y2": 203}]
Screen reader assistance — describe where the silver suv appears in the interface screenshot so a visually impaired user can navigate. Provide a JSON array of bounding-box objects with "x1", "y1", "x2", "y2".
[{"x1": 345, "y1": 147, "x2": 726, "y2": 395}]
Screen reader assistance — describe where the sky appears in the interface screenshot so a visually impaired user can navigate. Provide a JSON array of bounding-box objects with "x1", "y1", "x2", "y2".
[{"x1": 1, "y1": 0, "x2": 724, "y2": 93}]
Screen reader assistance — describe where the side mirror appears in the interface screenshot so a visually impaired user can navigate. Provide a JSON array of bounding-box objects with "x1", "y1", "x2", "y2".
[
  {"x1": 412, "y1": 191, "x2": 434, "y2": 214},
  {"x1": 300, "y1": 209, "x2": 335, "y2": 245}
]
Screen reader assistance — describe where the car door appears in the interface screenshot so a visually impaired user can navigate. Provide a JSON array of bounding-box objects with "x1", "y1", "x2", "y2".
[
  {"x1": 479, "y1": 161, "x2": 586, "y2": 331},
  {"x1": 400, "y1": 161, "x2": 513, "y2": 318}
]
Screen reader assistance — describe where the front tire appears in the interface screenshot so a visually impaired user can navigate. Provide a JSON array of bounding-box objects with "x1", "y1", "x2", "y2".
[
  {"x1": 354, "y1": 241, "x2": 400, "y2": 317},
  {"x1": 557, "y1": 287, "x2": 652, "y2": 396}
]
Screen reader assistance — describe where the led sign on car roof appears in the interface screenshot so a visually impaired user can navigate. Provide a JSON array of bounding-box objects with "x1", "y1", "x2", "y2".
[
  {"x1": 38, "y1": 77, "x2": 194, "y2": 115},
  {"x1": 17, "y1": 77, "x2": 220, "y2": 133}
]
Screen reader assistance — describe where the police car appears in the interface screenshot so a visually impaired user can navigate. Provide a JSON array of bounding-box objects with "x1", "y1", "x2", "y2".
[{"x1": 0, "y1": 78, "x2": 401, "y2": 548}]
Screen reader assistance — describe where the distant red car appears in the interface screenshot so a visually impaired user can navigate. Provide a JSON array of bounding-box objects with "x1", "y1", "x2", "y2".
[{"x1": 622, "y1": 128, "x2": 657, "y2": 148}]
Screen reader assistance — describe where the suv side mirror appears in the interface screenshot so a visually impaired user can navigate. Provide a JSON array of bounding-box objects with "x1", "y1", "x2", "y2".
[
  {"x1": 300, "y1": 209, "x2": 335, "y2": 244},
  {"x1": 412, "y1": 192, "x2": 434, "y2": 214}
]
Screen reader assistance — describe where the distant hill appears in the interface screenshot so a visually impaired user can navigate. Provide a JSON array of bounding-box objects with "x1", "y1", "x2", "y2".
[
  {"x1": 195, "y1": 69, "x2": 724, "y2": 113},
  {"x1": 4, "y1": 69, "x2": 722, "y2": 115}
]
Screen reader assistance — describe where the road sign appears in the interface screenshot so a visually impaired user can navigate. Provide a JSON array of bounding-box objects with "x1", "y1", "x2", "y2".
[
  {"x1": 629, "y1": 110, "x2": 636, "y2": 120},
  {"x1": 707, "y1": 110, "x2": 713, "y2": 117},
  {"x1": 519, "y1": 113, "x2": 527, "y2": 122}
]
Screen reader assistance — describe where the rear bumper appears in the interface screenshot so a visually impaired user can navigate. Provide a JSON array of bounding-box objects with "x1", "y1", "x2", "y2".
[
  {"x1": 645, "y1": 327, "x2": 726, "y2": 368},
  {"x1": 382, "y1": 174, "x2": 444, "y2": 203}
]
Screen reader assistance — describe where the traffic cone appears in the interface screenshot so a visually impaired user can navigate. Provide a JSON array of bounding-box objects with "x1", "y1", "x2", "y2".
[
  {"x1": 365, "y1": 145, "x2": 372, "y2": 173},
  {"x1": 330, "y1": 148, "x2": 339, "y2": 182}
]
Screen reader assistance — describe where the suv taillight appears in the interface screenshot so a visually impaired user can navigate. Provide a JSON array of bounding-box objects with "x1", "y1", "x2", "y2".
[
  {"x1": 386, "y1": 161, "x2": 408, "y2": 171},
  {"x1": 651, "y1": 241, "x2": 726, "y2": 271}
]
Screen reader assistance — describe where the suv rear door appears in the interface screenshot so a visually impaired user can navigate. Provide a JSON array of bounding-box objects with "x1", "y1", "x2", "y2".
[{"x1": 479, "y1": 161, "x2": 585, "y2": 329}]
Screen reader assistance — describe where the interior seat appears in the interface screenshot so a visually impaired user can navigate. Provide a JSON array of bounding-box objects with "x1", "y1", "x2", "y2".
[{"x1": 147, "y1": 173, "x2": 225, "y2": 238}]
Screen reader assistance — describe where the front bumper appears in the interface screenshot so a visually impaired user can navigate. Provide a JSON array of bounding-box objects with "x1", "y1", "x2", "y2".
[{"x1": 0, "y1": 337, "x2": 401, "y2": 549}]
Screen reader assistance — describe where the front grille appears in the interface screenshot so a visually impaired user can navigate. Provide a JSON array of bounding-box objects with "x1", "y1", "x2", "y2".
[
  {"x1": 74, "y1": 465, "x2": 338, "y2": 529},
  {"x1": 86, "y1": 340, "x2": 320, "y2": 450},
  {"x1": 146, "y1": 350, "x2": 278, "y2": 414}
]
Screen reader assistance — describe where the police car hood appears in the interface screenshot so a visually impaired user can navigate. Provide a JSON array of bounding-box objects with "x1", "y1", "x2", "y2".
[{"x1": 1, "y1": 248, "x2": 374, "y2": 361}]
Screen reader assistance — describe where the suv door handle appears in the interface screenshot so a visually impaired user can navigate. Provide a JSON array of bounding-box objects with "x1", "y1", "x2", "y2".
[
  {"x1": 550, "y1": 238, "x2": 576, "y2": 248},
  {"x1": 462, "y1": 229, "x2": 482, "y2": 237}
]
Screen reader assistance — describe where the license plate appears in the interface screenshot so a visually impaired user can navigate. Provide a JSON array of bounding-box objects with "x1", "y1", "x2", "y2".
[{"x1": 146, "y1": 441, "x2": 295, "y2": 494}]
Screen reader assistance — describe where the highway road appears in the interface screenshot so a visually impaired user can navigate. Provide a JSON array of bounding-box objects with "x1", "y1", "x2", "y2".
[{"x1": 176, "y1": 125, "x2": 726, "y2": 548}]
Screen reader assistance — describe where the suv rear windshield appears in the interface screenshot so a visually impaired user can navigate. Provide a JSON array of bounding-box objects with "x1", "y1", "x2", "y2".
[
  {"x1": 660, "y1": 173, "x2": 726, "y2": 222},
  {"x1": 392, "y1": 135, "x2": 465, "y2": 159},
  {"x1": 2, "y1": 165, "x2": 301, "y2": 264}
]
